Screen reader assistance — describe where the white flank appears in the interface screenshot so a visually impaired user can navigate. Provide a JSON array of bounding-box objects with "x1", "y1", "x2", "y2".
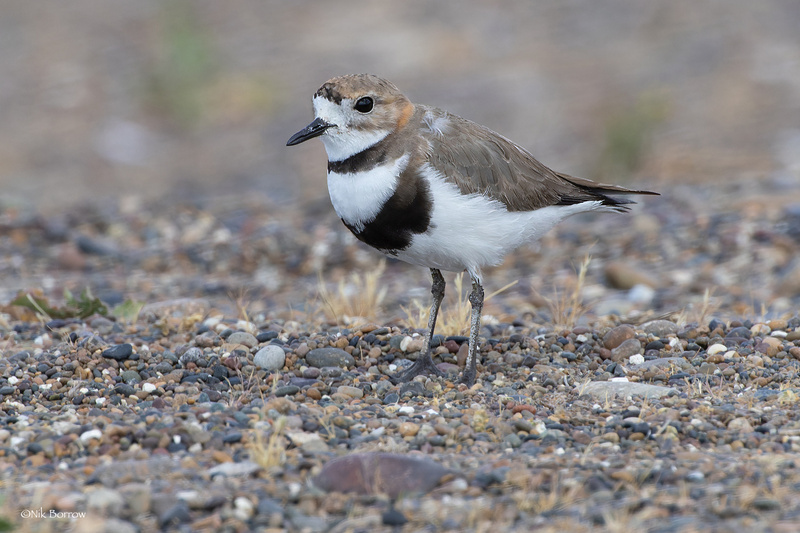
[
  {"x1": 327, "y1": 154, "x2": 410, "y2": 232},
  {"x1": 313, "y1": 96, "x2": 390, "y2": 162},
  {"x1": 394, "y1": 163, "x2": 609, "y2": 278}
]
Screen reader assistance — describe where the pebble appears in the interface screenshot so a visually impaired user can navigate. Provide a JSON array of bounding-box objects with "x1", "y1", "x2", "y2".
[
  {"x1": 254, "y1": 345, "x2": 286, "y2": 371},
  {"x1": 337, "y1": 385, "x2": 364, "y2": 399},
  {"x1": 604, "y1": 262, "x2": 659, "y2": 290},
  {"x1": 603, "y1": 325, "x2": 636, "y2": 349},
  {"x1": 579, "y1": 381, "x2": 675, "y2": 399},
  {"x1": 226, "y1": 331, "x2": 258, "y2": 348},
  {"x1": 207, "y1": 461, "x2": 262, "y2": 478},
  {"x1": 727, "y1": 417, "x2": 754, "y2": 433},
  {"x1": 86, "y1": 487, "x2": 125, "y2": 516},
  {"x1": 120, "y1": 370, "x2": 142, "y2": 384},
  {"x1": 80, "y1": 429, "x2": 103, "y2": 444},
  {"x1": 102, "y1": 343, "x2": 133, "y2": 361},
  {"x1": 706, "y1": 343, "x2": 727, "y2": 356},
  {"x1": 313, "y1": 453, "x2": 450, "y2": 498},
  {"x1": 640, "y1": 319, "x2": 679, "y2": 337},
  {"x1": 274, "y1": 385, "x2": 300, "y2": 397},
  {"x1": 398, "y1": 422, "x2": 420, "y2": 437},
  {"x1": 305, "y1": 347, "x2": 355, "y2": 368},
  {"x1": 610, "y1": 338, "x2": 642, "y2": 361}
]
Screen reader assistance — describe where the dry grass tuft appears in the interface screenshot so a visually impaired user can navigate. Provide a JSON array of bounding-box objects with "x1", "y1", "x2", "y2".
[
  {"x1": 676, "y1": 287, "x2": 719, "y2": 327},
  {"x1": 248, "y1": 415, "x2": 288, "y2": 470},
  {"x1": 545, "y1": 254, "x2": 592, "y2": 328},
  {"x1": 402, "y1": 272, "x2": 518, "y2": 335},
  {"x1": 317, "y1": 260, "x2": 387, "y2": 326},
  {"x1": 509, "y1": 473, "x2": 582, "y2": 514}
]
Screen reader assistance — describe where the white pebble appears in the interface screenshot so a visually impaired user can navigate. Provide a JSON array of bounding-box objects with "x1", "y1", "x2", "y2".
[
  {"x1": 530, "y1": 420, "x2": 547, "y2": 436},
  {"x1": 236, "y1": 320, "x2": 257, "y2": 334},
  {"x1": 707, "y1": 343, "x2": 728, "y2": 356},
  {"x1": 95, "y1": 397, "x2": 106, "y2": 406},
  {"x1": 233, "y1": 496, "x2": 254, "y2": 520},
  {"x1": 80, "y1": 429, "x2": 103, "y2": 444},
  {"x1": 628, "y1": 284, "x2": 656, "y2": 304},
  {"x1": 142, "y1": 383, "x2": 156, "y2": 393},
  {"x1": 203, "y1": 316, "x2": 222, "y2": 328},
  {"x1": 398, "y1": 406, "x2": 415, "y2": 415},
  {"x1": 629, "y1": 354, "x2": 645, "y2": 365},
  {"x1": 400, "y1": 336, "x2": 413, "y2": 352},
  {"x1": 7, "y1": 377, "x2": 18, "y2": 385},
  {"x1": 253, "y1": 345, "x2": 286, "y2": 371},
  {"x1": 34, "y1": 334, "x2": 50, "y2": 346}
]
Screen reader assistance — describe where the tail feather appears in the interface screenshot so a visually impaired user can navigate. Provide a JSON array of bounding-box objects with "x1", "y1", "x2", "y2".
[{"x1": 556, "y1": 172, "x2": 658, "y2": 213}]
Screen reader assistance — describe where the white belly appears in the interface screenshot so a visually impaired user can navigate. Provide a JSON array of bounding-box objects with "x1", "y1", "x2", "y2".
[{"x1": 394, "y1": 163, "x2": 605, "y2": 278}]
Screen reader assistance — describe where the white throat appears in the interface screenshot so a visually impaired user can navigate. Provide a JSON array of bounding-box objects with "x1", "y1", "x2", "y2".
[
  {"x1": 313, "y1": 96, "x2": 391, "y2": 162},
  {"x1": 320, "y1": 128, "x2": 391, "y2": 162},
  {"x1": 327, "y1": 153, "x2": 409, "y2": 232}
]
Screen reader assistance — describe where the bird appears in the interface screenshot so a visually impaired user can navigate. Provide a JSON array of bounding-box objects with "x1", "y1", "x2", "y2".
[{"x1": 287, "y1": 74, "x2": 658, "y2": 386}]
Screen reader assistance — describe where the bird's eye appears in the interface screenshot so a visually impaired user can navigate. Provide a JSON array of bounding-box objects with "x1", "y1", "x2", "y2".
[{"x1": 354, "y1": 97, "x2": 374, "y2": 113}]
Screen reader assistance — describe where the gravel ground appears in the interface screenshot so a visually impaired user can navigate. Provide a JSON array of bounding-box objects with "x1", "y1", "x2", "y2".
[{"x1": 2, "y1": 179, "x2": 800, "y2": 532}]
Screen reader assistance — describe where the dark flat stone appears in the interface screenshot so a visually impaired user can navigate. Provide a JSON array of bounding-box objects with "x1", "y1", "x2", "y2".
[
  {"x1": 102, "y1": 343, "x2": 133, "y2": 361},
  {"x1": 305, "y1": 347, "x2": 355, "y2": 368},
  {"x1": 274, "y1": 385, "x2": 300, "y2": 397},
  {"x1": 313, "y1": 452, "x2": 450, "y2": 498}
]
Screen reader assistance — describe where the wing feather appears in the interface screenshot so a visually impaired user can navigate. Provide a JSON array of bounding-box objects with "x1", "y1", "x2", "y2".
[{"x1": 417, "y1": 105, "x2": 657, "y2": 211}]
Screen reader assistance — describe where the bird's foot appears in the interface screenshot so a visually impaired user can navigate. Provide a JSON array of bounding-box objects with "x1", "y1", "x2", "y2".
[
  {"x1": 459, "y1": 367, "x2": 477, "y2": 388},
  {"x1": 390, "y1": 355, "x2": 445, "y2": 384}
]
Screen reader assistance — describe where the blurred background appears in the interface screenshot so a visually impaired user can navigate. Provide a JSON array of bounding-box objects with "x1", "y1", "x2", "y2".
[
  {"x1": 3, "y1": 0, "x2": 799, "y2": 208},
  {"x1": 2, "y1": 0, "x2": 800, "y2": 322}
]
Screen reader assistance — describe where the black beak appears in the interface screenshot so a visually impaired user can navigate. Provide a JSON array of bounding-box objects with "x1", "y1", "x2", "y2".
[{"x1": 286, "y1": 117, "x2": 335, "y2": 146}]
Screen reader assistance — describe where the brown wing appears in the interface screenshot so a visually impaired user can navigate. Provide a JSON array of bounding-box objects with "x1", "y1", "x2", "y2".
[{"x1": 418, "y1": 105, "x2": 658, "y2": 212}]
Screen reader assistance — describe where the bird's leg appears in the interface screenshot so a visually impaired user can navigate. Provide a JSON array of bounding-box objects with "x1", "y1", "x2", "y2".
[
  {"x1": 391, "y1": 268, "x2": 447, "y2": 383},
  {"x1": 460, "y1": 275, "x2": 484, "y2": 387}
]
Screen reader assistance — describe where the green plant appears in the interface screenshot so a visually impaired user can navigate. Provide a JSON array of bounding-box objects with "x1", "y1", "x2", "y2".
[
  {"x1": 112, "y1": 299, "x2": 145, "y2": 324},
  {"x1": 595, "y1": 91, "x2": 669, "y2": 183},
  {"x1": 143, "y1": 0, "x2": 218, "y2": 127},
  {"x1": 10, "y1": 288, "x2": 108, "y2": 320}
]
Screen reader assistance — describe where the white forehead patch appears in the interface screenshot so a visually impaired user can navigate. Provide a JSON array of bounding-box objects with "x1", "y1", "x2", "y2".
[{"x1": 313, "y1": 96, "x2": 348, "y2": 125}]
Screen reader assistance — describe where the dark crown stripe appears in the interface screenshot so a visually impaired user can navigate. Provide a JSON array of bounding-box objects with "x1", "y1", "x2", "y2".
[
  {"x1": 327, "y1": 135, "x2": 393, "y2": 175},
  {"x1": 315, "y1": 84, "x2": 343, "y2": 104}
]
